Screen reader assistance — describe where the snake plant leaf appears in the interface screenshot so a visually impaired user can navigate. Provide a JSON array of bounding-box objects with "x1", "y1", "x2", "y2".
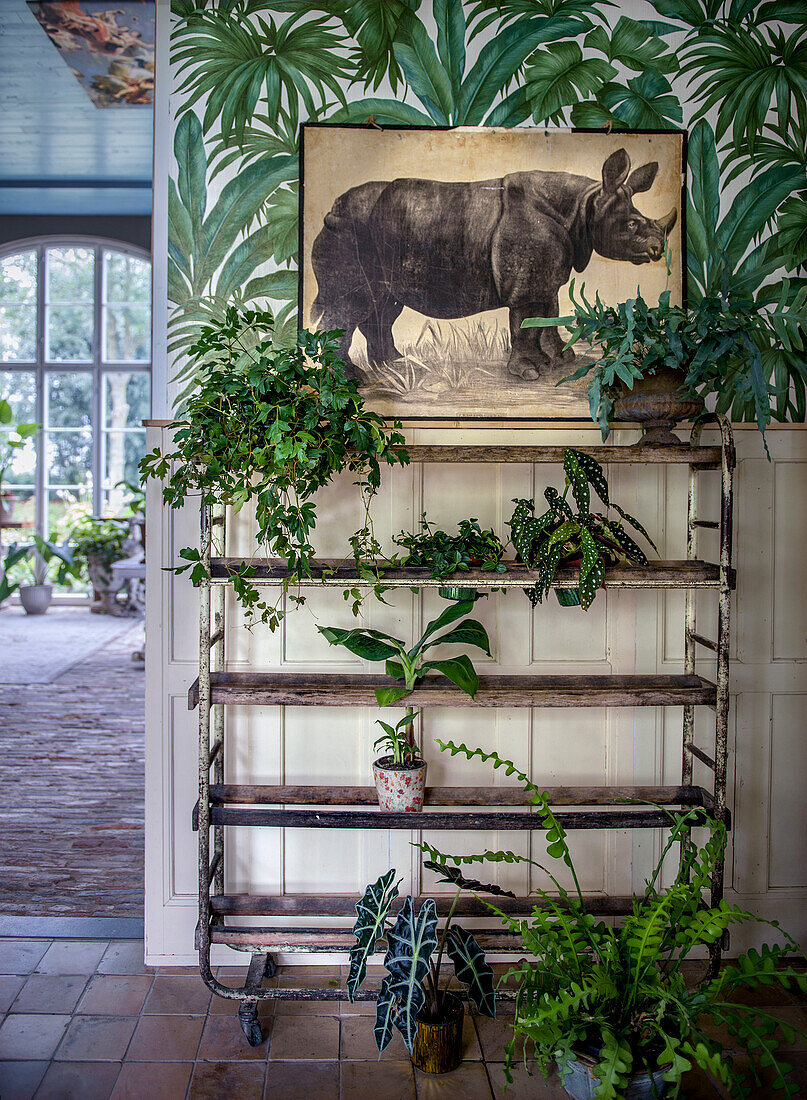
[
  {"x1": 374, "y1": 975, "x2": 398, "y2": 1053},
  {"x1": 525, "y1": 41, "x2": 616, "y2": 125},
  {"x1": 578, "y1": 527, "x2": 605, "y2": 610},
  {"x1": 384, "y1": 896, "x2": 438, "y2": 1052},
  {"x1": 446, "y1": 926, "x2": 496, "y2": 1018},
  {"x1": 563, "y1": 449, "x2": 590, "y2": 516},
  {"x1": 423, "y1": 859, "x2": 517, "y2": 899},
  {"x1": 347, "y1": 869, "x2": 400, "y2": 1001},
  {"x1": 317, "y1": 625, "x2": 401, "y2": 662},
  {"x1": 425, "y1": 619, "x2": 492, "y2": 657},
  {"x1": 434, "y1": 0, "x2": 466, "y2": 101},
  {"x1": 599, "y1": 70, "x2": 683, "y2": 128},
  {"x1": 419, "y1": 654, "x2": 480, "y2": 698},
  {"x1": 393, "y1": 16, "x2": 454, "y2": 124},
  {"x1": 586, "y1": 16, "x2": 678, "y2": 73}
]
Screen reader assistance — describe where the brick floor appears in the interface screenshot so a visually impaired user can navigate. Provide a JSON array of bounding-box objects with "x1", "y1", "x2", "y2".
[
  {"x1": 0, "y1": 942, "x2": 804, "y2": 1099},
  {"x1": 0, "y1": 622, "x2": 144, "y2": 917}
]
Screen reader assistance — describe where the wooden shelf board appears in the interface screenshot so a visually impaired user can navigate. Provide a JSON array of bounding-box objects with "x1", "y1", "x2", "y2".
[
  {"x1": 189, "y1": 672, "x2": 716, "y2": 710},
  {"x1": 208, "y1": 558, "x2": 732, "y2": 589},
  {"x1": 208, "y1": 783, "x2": 713, "y2": 809},
  {"x1": 402, "y1": 444, "x2": 722, "y2": 466}
]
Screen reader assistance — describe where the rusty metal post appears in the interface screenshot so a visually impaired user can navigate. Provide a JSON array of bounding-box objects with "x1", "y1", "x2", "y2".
[
  {"x1": 682, "y1": 421, "x2": 704, "y2": 789},
  {"x1": 211, "y1": 503, "x2": 225, "y2": 899},
  {"x1": 197, "y1": 499, "x2": 214, "y2": 989}
]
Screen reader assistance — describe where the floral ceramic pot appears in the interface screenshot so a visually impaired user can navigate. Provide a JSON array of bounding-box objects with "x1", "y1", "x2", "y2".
[{"x1": 373, "y1": 757, "x2": 427, "y2": 812}]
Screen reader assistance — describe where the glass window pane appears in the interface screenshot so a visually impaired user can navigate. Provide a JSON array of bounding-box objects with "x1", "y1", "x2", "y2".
[
  {"x1": 1, "y1": 251, "x2": 36, "y2": 303},
  {"x1": 47, "y1": 490, "x2": 91, "y2": 547},
  {"x1": 104, "y1": 251, "x2": 150, "y2": 303},
  {"x1": 103, "y1": 371, "x2": 149, "y2": 428},
  {"x1": 103, "y1": 430, "x2": 146, "y2": 500},
  {"x1": 46, "y1": 305, "x2": 93, "y2": 362},
  {"x1": 1, "y1": 487, "x2": 35, "y2": 528},
  {"x1": 46, "y1": 247, "x2": 94, "y2": 303},
  {"x1": 45, "y1": 430, "x2": 91, "y2": 486},
  {"x1": 0, "y1": 370, "x2": 37, "y2": 423},
  {"x1": 47, "y1": 372, "x2": 92, "y2": 428},
  {"x1": 103, "y1": 305, "x2": 149, "y2": 362},
  {"x1": 1, "y1": 304, "x2": 36, "y2": 361}
]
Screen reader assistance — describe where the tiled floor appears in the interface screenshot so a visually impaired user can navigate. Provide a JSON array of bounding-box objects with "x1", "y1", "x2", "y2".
[{"x1": 0, "y1": 938, "x2": 805, "y2": 1099}]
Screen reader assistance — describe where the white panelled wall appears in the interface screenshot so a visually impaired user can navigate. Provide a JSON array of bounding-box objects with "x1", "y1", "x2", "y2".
[{"x1": 144, "y1": 422, "x2": 807, "y2": 963}]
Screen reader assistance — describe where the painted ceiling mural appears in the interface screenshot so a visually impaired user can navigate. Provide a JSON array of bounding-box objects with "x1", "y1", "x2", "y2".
[
  {"x1": 167, "y1": 0, "x2": 807, "y2": 422},
  {"x1": 30, "y1": 0, "x2": 154, "y2": 107}
]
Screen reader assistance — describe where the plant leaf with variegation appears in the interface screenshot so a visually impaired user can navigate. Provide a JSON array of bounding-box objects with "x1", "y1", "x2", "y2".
[{"x1": 347, "y1": 869, "x2": 400, "y2": 1001}]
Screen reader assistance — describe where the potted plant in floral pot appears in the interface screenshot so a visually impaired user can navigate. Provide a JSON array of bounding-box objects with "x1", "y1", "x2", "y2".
[
  {"x1": 372, "y1": 710, "x2": 426, "y2": 813},
  {"x1": 393, "y1": 514, "x2": 507, "y2": 601},
  {"x1": 16, "y1": 536, "x2": 76, "y2": 615}
]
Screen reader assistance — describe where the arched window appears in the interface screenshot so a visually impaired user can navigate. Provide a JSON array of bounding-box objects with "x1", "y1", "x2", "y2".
[{"x1": 0, "y1": 238, "x2": 151, "y2": 539}]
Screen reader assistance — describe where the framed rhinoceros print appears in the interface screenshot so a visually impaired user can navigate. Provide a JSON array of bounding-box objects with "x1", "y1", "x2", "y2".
[{"x1": 300, "y1": 125, "x2": 684, "y2": 421}]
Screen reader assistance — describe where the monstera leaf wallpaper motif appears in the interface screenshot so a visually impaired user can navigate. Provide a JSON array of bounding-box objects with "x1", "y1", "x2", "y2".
[{"x1": 168, "y1": 0, "x2": 807, "y2": 422}]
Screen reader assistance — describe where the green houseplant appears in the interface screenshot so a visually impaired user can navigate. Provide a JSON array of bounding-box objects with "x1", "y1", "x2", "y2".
[
  {"x1": 318, "y1": 597, "x2": 491, "y2": 706},
  {"x1": 68, "y1": 515, "x2": 131, "y2": 614},
  {"x1": 347, "y1": 863, "x2": 500, "y2": 1073},
  {"x1": 393, "y1": 513, "x2": 506, "y2": 601},
  {"x1": 14, "y1": 536, "x2": 76, "y2": 615},
  {"x1": 509, "y1": 449, "x2": 655, "y2": 609},
  {"x1": 139, "y1": 309, "x2": 409, "y2": 629},
  {"x1": 425, "y1": 741, "x2": 807, "y2": 1100},
  {"x1": 372, "y1": 710, "x2": 427, "y2": 813},
  {"x1": 0, "y1": 543, "x2": 28, "y2": 608},
  {"x1": 0, "y1": 397, "x2": 38, "y2": 523}
]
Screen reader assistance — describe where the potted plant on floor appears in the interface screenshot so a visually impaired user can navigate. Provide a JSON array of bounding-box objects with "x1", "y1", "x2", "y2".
[
  {"x1": 372, "y1": 710, "x2": 427, "y2": 812},
  {"x1": 67, "y1": 515, "x2": 130, "y2": 614},
  {"x1": 347, "y1": 863, "x2": 506, "y2": 1073},
  {"x1": 318, "y1": 597, "x2": 492, "y2": 705},
  {"x1": 0, "y1": 396, "x2": 38, "y2": 524},
  {"x1": 15, "y1": 536, "x2": 77, "y2": 615},
  {"x1": 0, "y1": 543, "x2": 27, "y2": 609},
  {"x1": 393, "y1": 514, "x2": 507, "y2": 600},
  {"x1": 427, "y1": 741, "x2": 807, "y2": 1099},
  {"x1": 509, "y1": 449, "x2": 655, "y2": 610}
]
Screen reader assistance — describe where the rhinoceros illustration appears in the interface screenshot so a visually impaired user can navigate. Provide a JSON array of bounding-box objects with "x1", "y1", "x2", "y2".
[{"x1": 311, "y1": 148, "x2": 677, "y2": 382}]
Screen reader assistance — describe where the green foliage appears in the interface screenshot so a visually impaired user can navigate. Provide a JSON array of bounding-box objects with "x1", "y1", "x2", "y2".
[
  {"x1": 319, "y1": 597, "x2": 491, "y2": 705},
  {"x1": 0, "y1": 397, "x2": 38, "y2": 488},
  {"x1": 0, "y1": 542, "x2": 28, "y2": 606},
  {"x1": 392, "y1": 513, "x2": 506, "y2": 581},
  {"x1": 67, "y1": 516, "x2": 130, "y2": 571},
  {"x1": 373, "y1": 710, "x2": 421, "y2": 765},
  {"x1": 508, "y1": 449, "x2": 654, "y2": 610},
  {"x1": 426, "y1": 742, "x2": 807, "y2": 1099},
  {"x1": 139, "y1": 309, "x2": 408, "y2": 630},
  {"x1": 11, "y1": 536, "x2": 77, "y2": 588}
]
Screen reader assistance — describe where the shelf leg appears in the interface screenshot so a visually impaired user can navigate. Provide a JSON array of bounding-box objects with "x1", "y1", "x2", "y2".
[
  {"x1": 198, "y1": 502, "x2": 214, "y2": 992},
  {"x1": 211, "y1": 504, "x2": 226, "y2": 899},
  {"x1": 237, "y1": 953, "x2": 271, "y2": 1047}
]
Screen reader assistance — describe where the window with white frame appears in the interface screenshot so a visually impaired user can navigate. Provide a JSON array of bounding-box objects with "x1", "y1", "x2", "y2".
[{"x1": 0, "y1": 240, "x2": 151, "y2": 545}]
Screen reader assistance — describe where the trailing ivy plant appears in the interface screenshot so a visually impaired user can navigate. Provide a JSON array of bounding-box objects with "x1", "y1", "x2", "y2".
[
  {"x1": 425, "y1": 740, "x2": 807, "y2": 1100},
  {"x1": 509, "y1": 449, "x2": 655, "y2": 609},
  {"x1": 319, "y1": 597, "x2": 491, "y2": 705},
  {"x1": 139, "y1": 308, "x2": 408, "y2": 630}
]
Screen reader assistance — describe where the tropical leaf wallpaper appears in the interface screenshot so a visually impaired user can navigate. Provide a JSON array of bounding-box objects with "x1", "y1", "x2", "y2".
[{"x1": 167, "y1": 0, "x2": 807, "y2": 421}]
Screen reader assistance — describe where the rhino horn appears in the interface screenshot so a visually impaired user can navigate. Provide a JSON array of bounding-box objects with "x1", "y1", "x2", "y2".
[{"x1": 655, "y1": 208, "x2": 678, "y2": 234}]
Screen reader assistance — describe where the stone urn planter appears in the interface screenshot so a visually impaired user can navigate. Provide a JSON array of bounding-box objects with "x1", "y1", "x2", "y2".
[
  {"x1": 612, "y1": 365, "x2": 704, "y2": 445},
  {"x1": 559, "y1": 1050, "x2": 669, "y2": 1100},
  {"x1": 372, "y1": 756, "x2": 427, "y2": 812},
  {"x1": 86, "y1": 553, "x2": 125, "y2": 615},
  {"x1": 411, "y1": 992, "x2": 464, "y2": 1074},
  {"x1": 19, "y1": 584, "x2": 53, "y2": 615}
]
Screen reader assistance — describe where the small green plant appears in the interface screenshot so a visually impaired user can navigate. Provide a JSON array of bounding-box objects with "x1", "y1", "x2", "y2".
[
  {"x1": 393, "y1": 513, "x2": 507, "y2": 581},
  {"x1": 347, "y1": 864, "x2": 499, "y2": 1053},
  {"x1": 373, "y1": 710, "x2": 420, "y2": 764},
  {"x1": 425, "y1": 741, "x2": 807, "y2": 1100},
  {"x1": 319, "y1": 598, "x2": 491, "y2": 706},
  {"x1": 509, "y1": 449, "x2": 655, "y2": 609},
  {"x1": 68, "y1": 515, "x2": 130, "y2": 571},
  {"x1": 13, "y1": 536, "x2": 76, "y2": 587},
  {"x1": 139, "y1": 308, "x2": 408, "y2": 630}
]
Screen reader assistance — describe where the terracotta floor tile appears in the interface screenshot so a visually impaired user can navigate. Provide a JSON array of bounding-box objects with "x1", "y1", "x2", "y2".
[
  {"x1": 0, "y1": 1060, "x2": 48, "y2": 1100},
  {"x1": 277, "y1": 970, "x2": 342, "y2": 990},
  {"x1": 97, "y1": 942, "x2": 153, "y2": 977},
  {"x1": 54, "y1": 1014, "x2": 137, "y2": 1061},
  {"x1": 143, "y1": 975, "x2": 212, "y2": 1015},
  {"x1": 0, "y1": 977, "x2": 25, "y2": 1013},
  {"x1": 77, "y1": 975, "x2": 153, "y2": 1015},
  {"x1": 209, "y1": 989, "x2": 274, "y2": 1017},
  {"x1": 488, "y1": 1061, "x2": 568, "y2": 1100},
  {"x1": 268, "y1": 1013, "x2": 339, "y2": 1060},
  {"x1": 156, "y1": 966, "x2": 201, "y2": 976},
  {"x1": 414, "y1": 1061, "x2": 493, "y2": 1099},
  {"x1": 339, "y1": 995, "x2": 377, "y2": 1016},
  {"x1": 472, "y1": 1014, "x2": 523, "y2": 1062},
  {"x1": 125, "y1": 1014, "x2": 205, "y2": 1061},
  {"x1": 273, "y1": 993, "x2": 340, "y2": 1016},
  {"x1": 197, "y1": 1013, "x2": 272, "y2": 1060},
  {"x1": 263, "y1": 1060, "x2": 339, "y2": 1099},
  {"x1": 35, "y1": 941, "x2": 107, "y2": 976},
  {"x1": 0, "y1": 942, "x2": 49, "y2": 977},
  {"x1": 340, "y1": 1013, "x2": 410, "y2": 1061},
  {"x1": 188, "y1": 1060, "x2": 265, "y2": 1099},
  {"x1": 0, "y1": 1014, "x2": 70, "y2": 1060},
  {"x1": 341, "y1": 1059, "x2": 416, "y2": 1100},
  {"x1": 111, "y1": 1060, "x2": 193, "y2": 1100},
  {"x1": 12, "y1": 975, "x2": 88, "y2": 1015},
  {"x1": 678, "y1": 1065, "x2": 722, "y2": 1098},
  {"x1": 36, "y1": 1060, "x2": 122, "y2": 1100}
]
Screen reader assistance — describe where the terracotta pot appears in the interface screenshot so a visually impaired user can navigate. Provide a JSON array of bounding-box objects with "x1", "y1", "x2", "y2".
[
  {"x1": 612, "y1": 365, "x2": 704, "y2": 445},
  {"x1": 559, "y1": 1049, "x2": 669, "y2": 1099},
  {"x1": 412, "y1": 993, "x2": 464, "y2": 1074},
  {"x1": 373, "y1": 757, "x2": 427, "y2": 812}
]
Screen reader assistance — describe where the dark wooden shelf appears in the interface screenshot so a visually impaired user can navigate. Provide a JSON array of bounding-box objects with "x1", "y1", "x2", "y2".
[
  {"x1": 402, "y1": 444, "x2": 722, "y2": 466},
  {"x1": 188, "y1": 672, "x2": 716, "y2": 710},
  {"x1": 208, "y1": 558, "x2": 733, "y2": 589}
]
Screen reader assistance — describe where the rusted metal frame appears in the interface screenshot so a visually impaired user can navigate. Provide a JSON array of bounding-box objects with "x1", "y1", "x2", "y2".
[
  {"x1": 682, "y1": 422, "x2": 703, "y2": 790},
  {"x1": 207, "y1": 852, "x2": 222, "y2": 886},
  {"x1": 197, "y1": 499, "x2": 215, "y2": 994},
  {"x1": 690, "y1": 632, "x2": 718, "y2": 653},
  {"x1": 208, "y1": 740, "x2": 222, "y2": 767},
  {"x1": 210, "y1": 503, "x2": 226, "y2": 900},
  {"x1": 686, "y1": 744, "x2": 716, "y2": 771}
]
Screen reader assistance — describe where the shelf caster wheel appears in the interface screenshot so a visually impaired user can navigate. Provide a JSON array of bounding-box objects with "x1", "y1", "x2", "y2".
[
  {"x1": 238, "y1": 1000, "x2": 264, "y2": 1047},
  {"x1": 264, "y1": 954, "x2": 277, "y2": 979}
]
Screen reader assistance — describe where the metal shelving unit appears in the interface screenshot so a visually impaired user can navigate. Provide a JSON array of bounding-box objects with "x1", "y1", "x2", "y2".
[{"x1": 190, "y1": 416, "x2": 735, "y2": 1044}]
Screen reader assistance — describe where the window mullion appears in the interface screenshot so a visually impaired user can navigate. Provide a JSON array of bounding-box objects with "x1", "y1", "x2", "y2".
[{"x1": 92, "y1": 246, "x2": 103, "y2": 517}]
